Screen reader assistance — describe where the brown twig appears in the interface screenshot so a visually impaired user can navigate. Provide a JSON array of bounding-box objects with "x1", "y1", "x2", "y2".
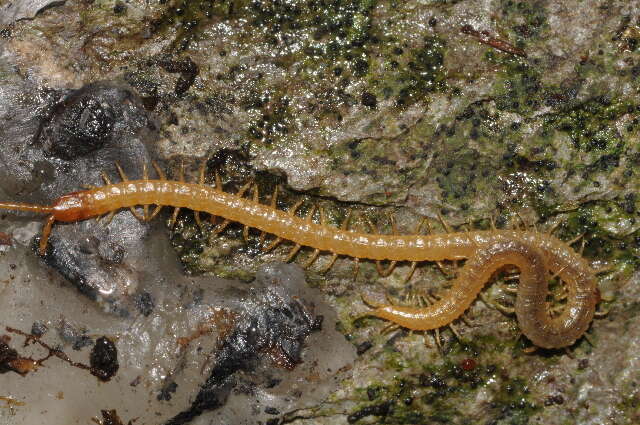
[{"x1": 461, "y1": 25, "x2": 527, "y2": 58}]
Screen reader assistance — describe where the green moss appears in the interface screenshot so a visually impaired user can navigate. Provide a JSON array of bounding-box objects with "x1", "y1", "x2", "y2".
[
  {"x1": 543, "y1": 97, "x2": 635, "y2": 153},
  {"x1": 391, "y1": 37, "x2": 448, "y2": 107},
  {"x1": 244, "y1": 91, "x2": 293, "y2": 147},
  {"x1": 557, "y1": 200, "x2": 640, "y2": 274},
  {"x1": 489, "y1": 55, "x2": 544, "y2": 115},
  {"x1": 490, "y1": 378, "x2": 538, "y2": 425},
  {"x1": 499, "y1": 0, "x2": 548, "y2": 42},
  {"x1": 150, "y1": 0, "x2": 248, "y2": 50},
  {"x1": 343, "y1": 333, "x2": 544, "y2": 424}
]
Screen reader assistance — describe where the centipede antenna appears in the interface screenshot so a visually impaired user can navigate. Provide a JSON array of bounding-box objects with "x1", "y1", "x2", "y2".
[
  {"x1": 0, "y1": 202, "x2": 53, "y2": 215},
  {"x1": 152, "y1": 161, "x2": 166, "y2": 180},
  {"x1": 115, "y1": 162, "x2": 128, "y2": 181},
  {"x1": 38, "y1": 215, "x2": 56, "y2": 255}
]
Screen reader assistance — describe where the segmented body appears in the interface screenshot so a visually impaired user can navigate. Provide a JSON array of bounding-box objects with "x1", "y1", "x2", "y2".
[{"x1": 2, "y1": 178, "x2": 599, "y2": 349}]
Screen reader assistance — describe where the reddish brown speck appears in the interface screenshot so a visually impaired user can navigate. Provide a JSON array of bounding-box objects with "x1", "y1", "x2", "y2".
[{"x1": 460, "y1": 358, "x2": 476, "y2": 371}]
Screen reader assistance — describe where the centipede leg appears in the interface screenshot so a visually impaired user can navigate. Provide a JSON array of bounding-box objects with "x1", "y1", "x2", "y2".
[
  {"x1": 178, "y1": 160, "x2": 185, "y2": 182},
  {"x1": 380, "y1": 323, "x2": 401, "y2": 335},
  {"x1": 210, "y1": 182, "x2": 254, "y2": 237},
  {"x1": 479, "y1": 292, "x2": 515, "y2": 314},
  {"x1": 142, "y1": 163, "x2": 150, "y2": 220},
  {"x1": 567, "y1": 232, "x2": 585, "y2": 247},
  {"x1": 437, "y1": 212, "x2": 453, "y2": 233},
  {"x1": 101, "y1": 172, "x2": 112, "y2": 185},
  {"x1": 320, "y1": 253, "x2": 338, "y2": 274},
  {"x1": 194, "y1": 211, "x2": 203, "y2": 229},
  {"x1": 115, "y1": 162, "x2": 129, "y2": 181},
  {"x1": 285, "y1": 244, "x2": 301, "y2": 262},
  {"x1": 38, "y1": 215, "x2": 56, "y2": 255},
  {"x1": 103, "y1": 210, "x2": 116, "y2": 226},
  {"x1": 198, "y1": 159, "x2": 206, "y2": 184},
  {"x1": 152, "y1": 161, "x2": 166, "y2": 180},
  {"x1": 263, "y1": 237, "x2": 283, "y2": 252},
  {"x1": 211, "y1": 219, "x2": 231, "y2": 237},
  {"x1": 169, "y1": 207, "x2": 181, "y2": 228},
  {"x1": 129, "y1": 207, "x2": 145, "y2": 222},
  {"x1": 353, "y1": 257, "x2": 360, "y2": 280},
  {"x1": 147, "y1": 205, "x2": 163, "y2": 221},
  {"x1": 304, "y1": 249, "x2": 320, "y2": 269},
  {"x1": 260, "y1": 186, "x2": 279, "y2": 244},
  {"x1": 376, "y1": 261, "x2": 397, "y2": 277},
  {"x1": 242, "y1": 185, "x2": 260, "y2": 241},
  {"x1": 214, "y1": 171, "x2": 222, "y2": 192},
  {"x1": 403, "y1": 262, "x2": 418, "y2": 283}
]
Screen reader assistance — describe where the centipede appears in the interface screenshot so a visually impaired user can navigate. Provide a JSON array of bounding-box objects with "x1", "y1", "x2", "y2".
[{"x1": 0, "y1": 161, "x2": 600, "y2": 349}]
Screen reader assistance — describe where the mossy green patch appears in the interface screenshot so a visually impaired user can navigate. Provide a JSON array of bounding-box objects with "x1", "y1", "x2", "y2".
[
  {"x1": 556, "y1": 200, "x2": 640, "y2": 274},
  {"x1": 499, "y1": 0, "x2": 548, "y2": 43},
  {"x1": 543, "y1": 97, "x2": 635, "y2": 153}
]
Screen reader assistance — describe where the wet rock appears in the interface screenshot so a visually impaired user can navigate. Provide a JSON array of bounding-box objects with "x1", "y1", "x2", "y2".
[
  {"x1": 164, "y1": 263, "x2": 350, "y2": 425},
  {"x1": 0, "y1": 67, "x2": 159, "y2": 308},
  {"x1": 0, "y1": 0, "x2": 65, "y2": 25}
]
